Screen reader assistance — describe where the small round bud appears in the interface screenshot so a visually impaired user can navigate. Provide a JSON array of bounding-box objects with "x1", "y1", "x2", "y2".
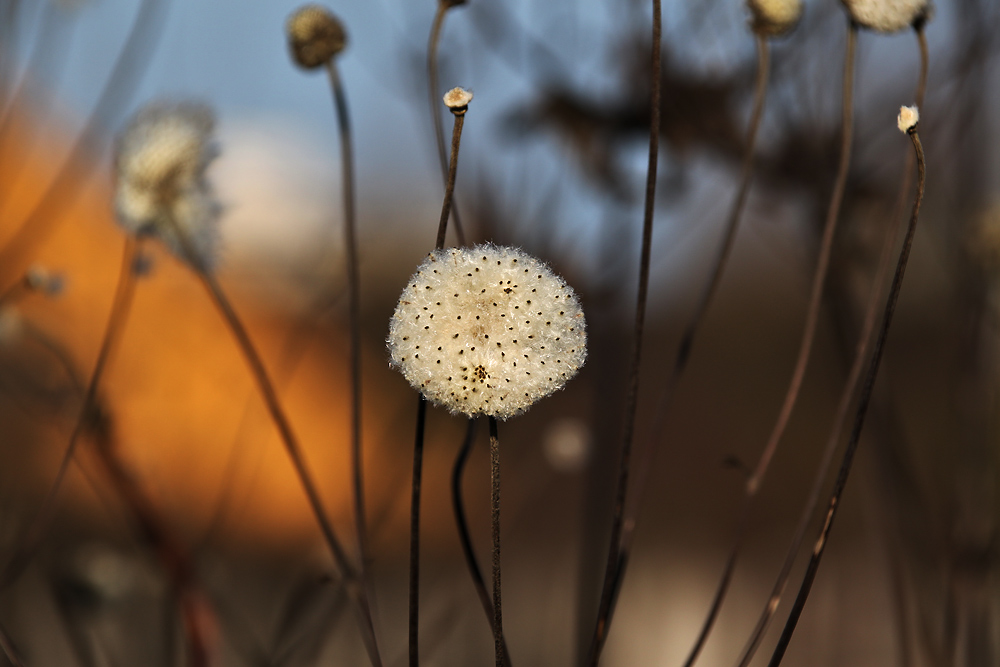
[
  {"x1": 747, "y1": 0, "x2": 803, "y2": 37},
  {"x1": 443, "y1": 87, "x2": 473, "y2": 112},
  {"x1": 842, "y1": 0, "x2": 931, "y2": 33},
  {"x1": 897, "y1": 105, "x2": 919, "y2": 133},
  {"x1": 388, "y1": 245, "x2": 587, "y2": 420},
  {"x1": 286, "y1": 5, "x2": 347, "y2": 70}
]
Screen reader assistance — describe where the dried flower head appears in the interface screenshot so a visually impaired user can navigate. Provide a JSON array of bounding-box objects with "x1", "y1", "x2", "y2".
[
  {"x1": 286, "y1": 5, "x2": 347, "y2": 69},
  {"x1": 443, "y1": 87, "x2": 473, "y2": 111},
  {"x1": 388, "y1": 245, "x2": 587, "y2": 420},
  {"x1": 114, "y1": 101, "x2": 221, "y2": 270},
  {"x1": 841, "y1": 0, "x2": 930, "y2": 32},
  {"x1": 897, "y1": 105, "x2": 919, "y2": 133},
  {"x1": 747, "y1": 0, "x2": 803, "y2": 37}
]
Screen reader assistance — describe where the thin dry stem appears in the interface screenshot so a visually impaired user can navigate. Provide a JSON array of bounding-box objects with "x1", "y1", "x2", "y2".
[
  {"x1": 0, "y1": 235, "x2": 139, "y2": 589},
  {"x1": 427, "y1": 1, "x2": 466, "y2": 246},
  {"x1": 325, "y1": 58, "x2": 375, "y2": 656},
  {"x1": 766, "y1": 127, "x2": 926, "y2": 667},
  {"x1": 587, "y1": 1, "x2": 661, "y2": 662},
  {"x1": 409, "y1": 398, "x2": 427, "y2": 667},
  {"x1": 735, "y1": 27, "x2": 928, "y2": 667},
  {"x1": 489, "y1": 416, "x2": 503, "y2": 667},
  {"x1": 436, "y1": 110, "x2": 466, "y2": 249},
  {"x1": 451, "y1": 418, "x2": 513, "y2": 667}
]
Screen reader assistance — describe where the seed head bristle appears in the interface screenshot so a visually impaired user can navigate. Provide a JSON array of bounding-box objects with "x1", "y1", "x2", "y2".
[{"x1": 388, "y1": 245, "x2": 587, "y2": 420}]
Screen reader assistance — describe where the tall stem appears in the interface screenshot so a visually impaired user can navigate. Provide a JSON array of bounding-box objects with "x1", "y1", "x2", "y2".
[
  {"x1": 735, "y1": 27, "x2": 928, "y2": 667},
  {"x1": 436, "y1": 110, "x2": 466, "y2": 250},
  {"x1": 325, "y1": 57, "x2": 373, "y2": 640},
  {"x1": 747, "y1": 21, "x2": 857, "y2": 496},
  {"x1": 0, "y1": 235, "x2": 139, "y2": 589},
  {"x1": 452, "y1": 418, "x2": 513, "y2": 667},
  {"x1": 409, "y1": 397, "x2": 427, "y2": 667},
  {"x1": 767, "y1": 127, "x2": 926, "y2": 667},
  {"x1": 587, "y1": 1, "x2": 661, "y2": 662},
  {"x1": 489, "y1": 416, "x2": 504, "y2": 667},
  {"x1": 427, "y1": 1, "x2": 466, "y2": 246}
]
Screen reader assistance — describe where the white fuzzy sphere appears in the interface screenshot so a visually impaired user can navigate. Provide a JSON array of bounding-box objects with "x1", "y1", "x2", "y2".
[
  {"x1": 747, "y1": 0, "x2": 802, "y2": 36},
  {"x1": 114, "y1": 101, "x2": 220, "y2": 270},
  {"x1": 388, "y1": 245, "x2": 587, "y2": 420},
  {"x1": 842, "y1": 0, "x2": 929, "y2": 32}
]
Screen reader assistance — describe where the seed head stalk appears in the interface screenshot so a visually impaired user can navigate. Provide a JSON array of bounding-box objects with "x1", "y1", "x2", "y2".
[
  {"x1": 0, "y1": 235, "x2": 140, "y2": 589},
  {"x1": 161, "y1": 214, "x2": 381, "y2": 666},
  {"x1": 489, "y1": 416, "x2": 504, "y2": 667},
  {"x1": 324, "y1": 55, "x2": 375, "y2": 653},
  {"x1": 767, "y1": 123, "x2": 925, "y2": 667},
  {"x1": 427, "y1": 1, "x2": 467, "y2": 246},
  {"x1": 410, "y1": 94, "x2": 470, "y2": 666},
  {"x1": 735, "y1": 25, "x2": 928, "y2": 667},
  {"x1": 587, "y1": 0, "x2": 661, "y2": 662}
]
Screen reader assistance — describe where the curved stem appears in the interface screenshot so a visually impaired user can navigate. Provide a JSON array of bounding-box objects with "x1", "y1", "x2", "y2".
[
  {"x1": 587, "y1": 1, "x2": 661, "y2": 662},
  {"x1": 746, "y1": 21, "x2": 857, "y2": 496},
  {"x1": 735, "y1": 28, "x2": 928, "y2": 667},
  {"x1": 489, "y1": 416, "x2": 503, "y2": 667},
  {"x1": 326, "y1": 58, "x2": 374, "y2": 646},
  {"x1": 427, "y1": 1, "x2": 466, "y2": 246},
  {"x1": 0, "y1": 620, "x2": 22, "y2": 667},
  {"x1": 766, "y1": 128, "x2": 925, "y2": 667},
  {"x1": 0, "y1": 235, "x2": 139, "y2": 589},
  {"x1": 409, "y1": 398, "x2": 427, "y2": 667},
  {"x1": 436, "y1": 110, "x2": 466, "y2": 250},
  {"x1": 0, "y1": 0, "x2": 167, "y2": 289},
  {"x1": 451, "y1": 418, "x2": 513, "y2": 667}
]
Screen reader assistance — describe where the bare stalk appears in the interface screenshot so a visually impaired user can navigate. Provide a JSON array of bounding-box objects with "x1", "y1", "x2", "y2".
[
  {"x1": 451, "y1": 418, "x2": 513, "y2": 667},
  {"x1": 489, "y1": 416, "x2": 503, "y2": 667},
  {"x1": 766, "y1": 126, "x2": 926, "y2": 667},
  {"x1": 325, "y1": 57, "x2": 374, "y2": 641},
  {"x1": 735, "y1": 27, "x2": 928, "y2": 667},
  {"x1": 427, "y1": 1, "x2": 466, "y2": 246},
  {"x1": 0, "y1": 0, "x2": 167, "y2": 289},
  {"x1": 0, "y1": 235, "x2": 139, "y2": 589},
  {"x1": 410, "y1": 96, "x2": 471, "y2": 665},
  {"x1": 587, "y1": 1, "x2": 661, "y2": 662},
  {"x1": 409, "y1": 397, "x2": 427, "y2": 667}
]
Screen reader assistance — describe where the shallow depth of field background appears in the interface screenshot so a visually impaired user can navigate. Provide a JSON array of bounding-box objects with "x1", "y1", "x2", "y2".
[{"x1": 0, "y1": 0, "x2": 999, "y2": 665}]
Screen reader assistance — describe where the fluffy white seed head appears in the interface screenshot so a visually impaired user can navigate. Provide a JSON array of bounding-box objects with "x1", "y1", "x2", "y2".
[
  {"x1": 747, "y1": 0, "x2": 803, "y2": 37},
  {"x1": 114, "y1": 101, "x2": 221, "y2": 271},
  {"x1": 286, "y1": 5, "x2": 347, "y2": 69},
  {"x1": 842, "y1": 0, "x2": 930, "y2": 32},
  {"x1": 443, "y1": 87, "x2": 473, "y2": 110},
  {"x1": 388, "y1": 245, "x2": 587, "y2": 420},
  {"x1": 897, "y1": 105, "x2": 919, "y2": 133}
]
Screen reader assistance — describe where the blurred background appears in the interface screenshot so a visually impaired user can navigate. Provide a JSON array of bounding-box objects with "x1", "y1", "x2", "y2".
[{"x1": 0, "y1": 0, "x2": 999, "y2": 665}]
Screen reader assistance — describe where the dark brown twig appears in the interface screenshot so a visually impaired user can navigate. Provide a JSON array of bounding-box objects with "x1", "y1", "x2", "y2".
[
  {"x1": 489, "y1": 416, "x2": 503, "y2": 667},
  {"x1": 324, "y1": 58, "x2": 376, "y2": 659},
  {"x1": 409, "y1": 397, "x2": 426, "y2": 667},
  {"x1": 587, "y1": 1, "x2": 661, "y2": 662},
  {"x1": 735, "y1": 26, "x2": 928, "y2": 667},
  {"x1": 427, "y1": 1, "x2": 467, "y2": 246},
  {"x1": 766, "y1": 125, "x2": 926, "y2": 667},
  {"x1": 451, "y1": 418, "x2": 513, "y2": 667}
]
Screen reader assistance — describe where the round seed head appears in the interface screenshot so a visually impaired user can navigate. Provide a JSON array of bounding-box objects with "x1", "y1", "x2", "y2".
[
  {"x1": 747, "y1": 0, "x2": 803, "y2": 37},
  {"x1": 443, "y1": 87, "x2": 473, "y2": 111},
  {"x1": 114, "y1": 101, "x2": 221, "y2": 270},
  {"x1": 897, "y1": 105, "x2": 919, "y2": 133},
  {"x1": 388, "y1": 245, "x2": 587, "y2": 420},
  {"x1": 841, "y1": 0, "x2": 931, "y2": 32},
  {"x1": 286, "y1": 4, "x2": 347, "y2": 69}
]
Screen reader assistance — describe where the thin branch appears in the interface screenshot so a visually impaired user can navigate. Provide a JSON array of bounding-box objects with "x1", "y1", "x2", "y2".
[
  {"x1": 427, "y1": 1, "x2": 466, "y2": 246},
  {"x1": 325, "y1": 58, "x2": 375, "y2": 657},
  {"x1": 587, "y1": 1, "x2": 661, "y2": 662},
  {"x1": 766, "y1": 126, "x2": 926, "y2": 667},
  {"x1": 489, "y1": 416, "x2": 503, "y2": 667},
  {"x1": 409, "y1": 398, "x2": 427, "y2": 667},
  {"x1": 735, "y1": 26, "x2": 928, "y2": 667}
]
